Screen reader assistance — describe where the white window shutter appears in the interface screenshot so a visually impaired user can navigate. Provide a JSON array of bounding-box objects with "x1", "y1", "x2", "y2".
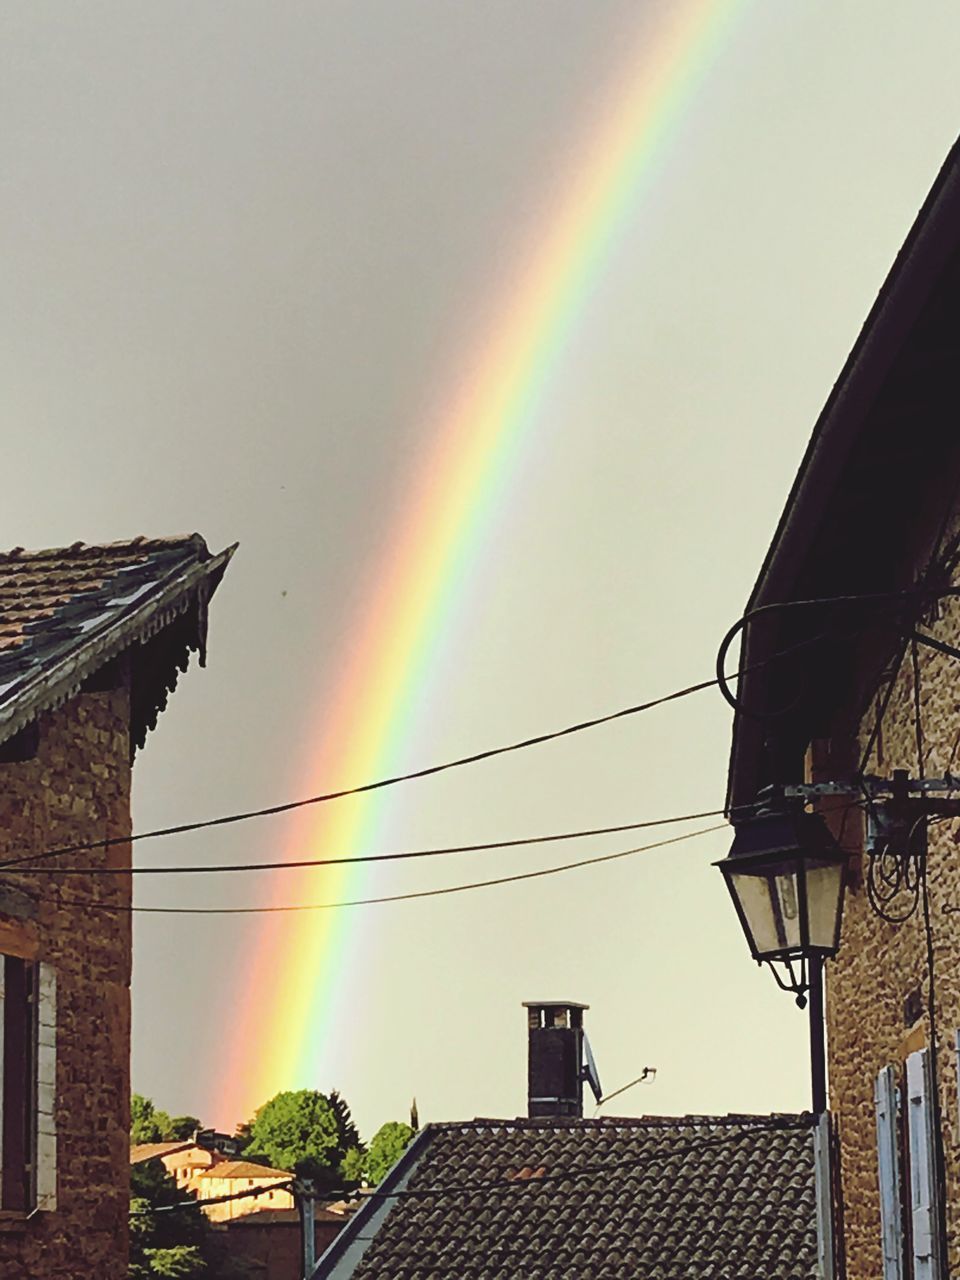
[
  {"x1": 0, "y1": 959, "x2": 5, "y2": 1188},
  {"x1": 906, "y1": 1048, "x2": 942, "y2": 1280},
  {"x1": 34, "y1": 962, "x2": 56, "y2": 1211},
  {"x1": 813, "y1": 1112, "x2": 835, "y2": 1280},
  {"x1": 875, "y1": 1065, "x2": 903, "y2": 1280}
]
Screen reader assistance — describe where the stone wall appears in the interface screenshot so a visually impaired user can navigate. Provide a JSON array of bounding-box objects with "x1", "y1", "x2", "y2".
[
  {"x1": 0, "y1": 679, "x2": 132, "y2": 1278},
  {"x1": 822, "y1": 587, "x2": 960, "y2": 1279}
]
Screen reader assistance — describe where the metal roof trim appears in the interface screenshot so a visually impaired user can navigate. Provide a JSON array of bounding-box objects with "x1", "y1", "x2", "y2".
[{"x1": 311, "y1": 1127, "x2": 435, "y2": 1279}]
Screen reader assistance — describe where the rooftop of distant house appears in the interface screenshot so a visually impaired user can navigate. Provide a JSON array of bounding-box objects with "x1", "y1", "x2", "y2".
[{"x1": 197, "y1": 1160, "x2": 292, "y2": 1181}]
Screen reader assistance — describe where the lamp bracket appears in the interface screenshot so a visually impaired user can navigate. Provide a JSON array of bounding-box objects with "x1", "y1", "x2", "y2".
[{"x1": 785, "y1": 774, "x2": 960, "y2": 799}]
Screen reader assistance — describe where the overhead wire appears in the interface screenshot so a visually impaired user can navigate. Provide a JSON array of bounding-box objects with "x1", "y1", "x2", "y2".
[
  {"x1": 0, "y1": 615, "x2": 898, "y2": 873},
  {"x1": 0, "y1": 676, "x2": 722, "y2": 871},
  {"x1": 4, "y1": 809, "x2": 729, "y2": 878},
  {"x1": 54, "y1": 825, "x2": 725, "y2": 915}
]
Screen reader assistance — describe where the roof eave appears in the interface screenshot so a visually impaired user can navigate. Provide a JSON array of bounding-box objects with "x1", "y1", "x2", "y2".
[
  {"x1": 0, "y1": 543, "x2": 236, "y2": 748},
  {"x1": 727, "y1": 135, "x2": 960, "y2": 814}
]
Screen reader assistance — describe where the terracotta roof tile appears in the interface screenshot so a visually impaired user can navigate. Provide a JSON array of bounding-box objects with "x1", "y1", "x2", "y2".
[
  {"x1": 197, "y1": 1160, "x2": 291, "y2": 1181},
  {"x1": 130, "y1": 1141, "x2": 194, "y2": 1164}
]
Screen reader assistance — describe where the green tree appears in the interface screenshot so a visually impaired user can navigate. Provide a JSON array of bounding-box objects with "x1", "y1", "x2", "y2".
[
  {"x1": 340, "y1": 1145, "x2": 366, "y2": 1185},
  {"x1": 167, "y1": 1115, "x2": 201, "y2": 1141},
  {"x1": 365, "y1": 1122, "x2": 414, "y2": 1185},
  {"x1": 131, "y1": 1095, "x2": 200, "y2": 1144},
  {"x1": 134, "y1": 1245, "x2": 207, "y2": 1279},
  {"x1": 131, "y1": 1095, "x2": 172, "y2": 1145},
  {"x1": 129, "y1": 1162, "x2": 206, "y2": 1279},
  {"x1": 242, "y1": 1089, "x2": 343, "y2": 1187},
  {"x1": 328, "y1": 1089, "x2": 360, "y2": 1154}
]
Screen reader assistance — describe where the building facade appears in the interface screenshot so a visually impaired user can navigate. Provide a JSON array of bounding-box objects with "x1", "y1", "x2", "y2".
[
  {"x1": 726, "y1": 136, "x2": 960, "y2": 1278},
  {"x1": 0, "y1": 536, "x2": 232, "y2": 1277}
]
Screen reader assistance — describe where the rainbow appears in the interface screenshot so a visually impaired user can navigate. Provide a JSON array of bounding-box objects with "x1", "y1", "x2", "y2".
[{"x1": 215, "y1": 0, "x2": 744, "y2": 1129}]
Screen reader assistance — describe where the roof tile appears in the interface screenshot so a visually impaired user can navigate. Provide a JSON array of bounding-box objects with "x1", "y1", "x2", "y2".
[{"x1": 331, "y1": 1114, "x2": 820, "y2": 1280}]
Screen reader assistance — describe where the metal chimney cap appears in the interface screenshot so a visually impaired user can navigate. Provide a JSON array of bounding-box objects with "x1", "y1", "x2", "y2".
[{"x1": 522, "y1": 1000, "x2": 589, "y2": 1010}]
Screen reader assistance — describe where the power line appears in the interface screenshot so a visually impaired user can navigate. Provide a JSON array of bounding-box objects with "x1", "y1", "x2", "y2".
[
  {"x1": 58, "y1": 825, "x2": 725, "y2": 915},
  {"x1": 133, "y1": 1179, "x2": 293, "y2": 1215},
  {"x1": 0, "y1": 620, "x2": 857, "y2": 874},
  {"x1": 0, "y1": 677, "x2": 722, "y2": 871},
  {"x1": 19, "y1": 809, "x2": 727, "y2": 877}
]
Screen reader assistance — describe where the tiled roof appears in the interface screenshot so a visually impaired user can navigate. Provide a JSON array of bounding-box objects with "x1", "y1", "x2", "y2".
[
  {"x1": 315, "y1": 1114, "x2": 820, "y2": 1280},
  {"x1": 0, "y1": 535, "x2": 234, "y2": 749},
  {"x1": 197, "y1": 1160, "x2": 291, "y2": 1181},
  {"x1": 130, "y1": 1141, "x2": 195, "y2": 1164}
]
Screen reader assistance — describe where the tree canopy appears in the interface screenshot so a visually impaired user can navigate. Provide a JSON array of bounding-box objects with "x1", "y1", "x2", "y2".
[
  {"x1": 364, "y1": 1122, "x2": 415, "y2": 1185},
  {"x1": 242, "y1": 1089, "x2": 349, "y2": 1187},
  {"x1": 131, "y1": 1094, "x2": 200, "y2": 1145}
]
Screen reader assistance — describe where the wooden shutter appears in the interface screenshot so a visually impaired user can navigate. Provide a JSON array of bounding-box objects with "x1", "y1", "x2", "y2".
[
  {"x1": 813, "y1": 1112, "x2": 835, "y2": 1280},
  {"x1": 1, "y1": 956, "x2": 32, "y2": 1212},
  {"x1": 875, "y1": 1065, "x2": 903, "y2": 1280},
  {"x1": 906, "y1": 1048, "x2": 943, "y2": 1280},
  {"x1": 34, "y1": 962, "x2": 56, "y2": 1211}
]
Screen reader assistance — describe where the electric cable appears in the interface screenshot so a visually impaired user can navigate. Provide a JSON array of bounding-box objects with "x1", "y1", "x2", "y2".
[
  {"x1": 715, "y1": 585, "x2": 960, "y2": 722},
  {"x1": 4, "y1": 809, "x2": 730, "y2": 878},
  {"x1": 0, "y1": 677, "x2": 724, "y2": 871},
  {"x1": 53, "y1": 825, "x2": 725, "y2": 915},
  {"x1": 132, "y1": 1179, "x2": 294, "y2": 1215},
  {"x1": 0, "y1": 619, "x2": 897, "y2": 873}
]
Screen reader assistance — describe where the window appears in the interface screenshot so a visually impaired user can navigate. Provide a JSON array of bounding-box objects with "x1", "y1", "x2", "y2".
[
  {"x1": 0, "y1": 955, "x2": 56, "y2": 1213},
  {"x1": 875, "y1": 1052, "x2": 945, "y2": 1280}
]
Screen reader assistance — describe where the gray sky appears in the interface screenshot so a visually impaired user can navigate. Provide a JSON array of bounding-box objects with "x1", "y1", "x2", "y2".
[{"x1": 5, "y1": 2, "x2": 960, "y2": 1140}]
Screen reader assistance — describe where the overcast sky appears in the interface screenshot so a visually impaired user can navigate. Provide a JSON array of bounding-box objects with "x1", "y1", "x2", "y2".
[{"x1": 5, "y1": 2, "x2": 960, "y2": 1141}]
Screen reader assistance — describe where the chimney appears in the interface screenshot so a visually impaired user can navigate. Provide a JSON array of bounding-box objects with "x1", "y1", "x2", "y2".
[{"x1": 523, "y1": 1000, "x2": 589, "y2": 1118}]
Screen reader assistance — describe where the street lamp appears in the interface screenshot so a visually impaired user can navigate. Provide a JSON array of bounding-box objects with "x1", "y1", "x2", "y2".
[{"x1": 716, "y1": 789, "x2": 847, "y2": 1114}]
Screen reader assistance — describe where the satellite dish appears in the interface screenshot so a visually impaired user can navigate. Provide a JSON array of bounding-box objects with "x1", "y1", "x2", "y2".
[{"x1": 581, "y1": 1033, "x2": 602, "y2": 1103}]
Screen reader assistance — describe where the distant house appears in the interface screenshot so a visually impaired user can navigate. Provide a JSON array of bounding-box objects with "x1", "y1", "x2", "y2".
[
  {"x1": 724, "y1": 137, "x2": 960, "y2": 1278},
  {"x1": 313, "y1": 1002, "x2": 826, "y2": 1279},
  {"x1": 130, "y1": 1138, "x2": 220, "y2": 1192},
  {"x1": 0, "y1": 536, "x2": 232, "y2": 1279},
  {"x1": 194, "y1": 1160, "x2": 295, "y2": 1222},
  {"x1": 130, "y1": 1142, "x2": 296, "y2": 1221}
]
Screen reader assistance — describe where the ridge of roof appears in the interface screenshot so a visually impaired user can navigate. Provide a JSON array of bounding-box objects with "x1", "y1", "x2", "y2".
[
  {"x1": 0, "y1": 533, "x2": 210, "y2": 563},
  {"x1": 438, "y1": 1111, "x2": 813, "y2": 1132},
  {"x1": 197, "y1": 1160, "x2": 291, "y2": 1180},
  {"x1": 130, "y1": 1141, "x2": 195, "y2": 1163}
]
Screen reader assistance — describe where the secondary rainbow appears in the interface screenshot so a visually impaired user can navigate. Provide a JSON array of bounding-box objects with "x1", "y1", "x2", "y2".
[{"x1": 217, "y1": 0, "x2": 744, "y2": 1128}]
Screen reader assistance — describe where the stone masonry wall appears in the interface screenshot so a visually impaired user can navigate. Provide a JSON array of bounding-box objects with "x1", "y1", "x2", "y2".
[
  {"x1": 0, "y1": 681, "x2": 132, "y2": 1278},
  {"x1": 823, "y1": 586, "x2": 960, "y2": 1280}
]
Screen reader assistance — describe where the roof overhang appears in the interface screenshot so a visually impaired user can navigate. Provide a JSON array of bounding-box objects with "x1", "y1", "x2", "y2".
[{"x1": 727, "y1": 135, "x2": 960, "y2": 814}]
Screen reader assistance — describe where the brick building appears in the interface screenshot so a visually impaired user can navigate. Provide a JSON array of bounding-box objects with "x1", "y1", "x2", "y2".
[
  {"x1": 0, "y1": 536, "x2": 232, "y2": 1278},
  {"x1": 726, "y1": 137, "x2": 960, "y2": 1277}
]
